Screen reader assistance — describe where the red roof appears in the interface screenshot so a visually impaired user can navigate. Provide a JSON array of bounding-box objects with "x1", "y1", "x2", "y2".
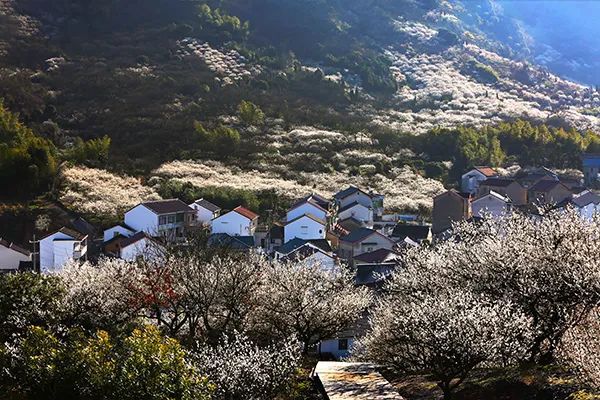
[
  {"x1": 474, "y1": 166, "x2": 498, "y2": 177},
  {"x1": 233, "y1": 206, "x2": 259, "y2": 220}
]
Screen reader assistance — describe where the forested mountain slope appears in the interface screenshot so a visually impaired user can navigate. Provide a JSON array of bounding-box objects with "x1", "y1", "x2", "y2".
[{"x1": 1, "y1": 0, "x2": 599, "y2": 230}]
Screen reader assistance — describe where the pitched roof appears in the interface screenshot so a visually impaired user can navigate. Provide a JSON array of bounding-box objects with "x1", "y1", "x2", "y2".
[
  {"x1": 285, "y1": 213, "x2": 326, "y2": 226},
  {"x1": 142, "y1": 199, "x2": 194, "y2": 214},
  {"x1": 120, "y1": 231, "x2": 154, "y2": 248},
  {"x1": 281, "y1": 245, "x2": 334, "y2": 263},
  {"x1": 233, "y1": 206, "x2": 259, "y2": 220},
  {"x1": 529, "y1": 179, "x2": 568, "y2": 192},
  {"x1": 354, "y1": 248, "x2": 400, "y2": 264},
  {"x1": 0, "y1": 238, "x2": 31, "y2": 256},
  {"x1": 277, "y1": 238, "x2": 332, "y2": 255},
  {"x1": 207, "y1": 233, "x2": 255, "y2": 250},
  {"x1": 192, "y1": 198, "x2": 221, "y2": 212},
  {"x1": 571, "y1": 191, "x2": 600, "y2": 207},
  {"x1": 473, "y1": 190, "x2": 510, "y2": 203},
  {"x1": 480, "y1": 178, "x2": 517, "y2": 188},
  {"x1": 334, "y1": 186, "x2": 371, "y2": 200},
  {"x1": 391, "y1": 224, "x2": 431, "y2": 240},
  {"x1": 338, "y1": 201, "x2": 370, "y2": 213},
  {"x1": 340, "y1": 227, "x2": 389, "y2": 243},
  {"x1": 473, "y1": 166, "x2": 498, "y2": 177},
  {"x1": 337, "y1": 217, "x2": 363, "y2": 233},
  {"x1": 289, "y1": 196, "x2": 329, "y2": 214},
  {"x1": 354, "y1": 264, "x2": 397, "y2": 286},
  {"x1": 42, "y1": 226, "x2": 88, "y2": 241}
]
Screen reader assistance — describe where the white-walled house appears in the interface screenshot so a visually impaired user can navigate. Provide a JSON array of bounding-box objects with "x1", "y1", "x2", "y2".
[
  {"x1": 40, "y1": 227, "x2": 87, "y2": 273},
  {"x1": 280, "y1": 243, "x2": 336, "y2": 272},
  {"x1": 189, "y1": 198, "x2": 221, "y2": 226},
  {"x1": 334, "y1": 186, "x2": 373, "y2": 209},
  {"x1": 319, "y1": 337, "x2": 355, "y2": 359},
  {"x1": 337, "y1": 202, "x2": 373, "y2": 226},
  {"x1": 471, "y1": 190, "x2": 511, "y2": 219},
  {"x1": 119, "y1": 232, "x2": 163, "y2": 261},
  {"x1": 461, "y1": 166, "x2": 498, "y2": 194},
  {"x1": 211, "y1": 206, "x2": 259, "y2": 236},
  {"x1": 557, "y1": 190, "x2": 600, "y2": 220},
  {"x1": 103, "y1": 224, "x2": 135, "y2": 242},
  {"x1": 284, "y1": 214, "x2": 326, "y2": 243},
  {"x1": 286, "y1": 199, "x2": 328, "y2": 222},
  {"x1": 338, "y1": 228, "x2": 395, "y2": 260},
  {"x1": 0, "y1": 239, "x2": 31, "y2": 272},
  {"x1": 124, "y1": 199, "x2": 195, "y2": 238}
]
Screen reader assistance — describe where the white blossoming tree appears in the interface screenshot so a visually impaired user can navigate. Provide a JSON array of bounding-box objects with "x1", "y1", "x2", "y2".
[
  {"x1": 357, "y1": 209, "x2": 600, "y2": 399},
  {"x1": 560, "y1": 308, "x2": 600, "y2": 390},
  {"x1": 194, "y1": 332, "x2": 301, "y2": 400},
  {"x1": 254, "y1": 261, "x2": 372, "y2": 353},
  {"x1": 356, "y1": 291, "x2": 532, "y2": 399},
  {"x1": 60, "y1": 258, "x2": 145, "y2": 331}
]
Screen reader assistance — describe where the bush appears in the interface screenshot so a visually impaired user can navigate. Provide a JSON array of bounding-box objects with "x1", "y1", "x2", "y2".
[
  {"x1": 0, "y1": 101, "x2": 57, "y2": 197},
  {"x1": 237, "y1": 100, "x2": 265, "y2": 126}
]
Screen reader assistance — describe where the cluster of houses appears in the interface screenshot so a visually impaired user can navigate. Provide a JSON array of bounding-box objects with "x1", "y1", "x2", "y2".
[
  {"x1": 3, "y1": 160, "x2": 600, "y2": 359},
  {"x1": 432, "y1": 165, "x2": 600, "y2": 234}
]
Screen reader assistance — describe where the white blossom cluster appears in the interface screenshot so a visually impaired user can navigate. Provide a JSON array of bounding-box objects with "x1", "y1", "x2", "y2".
[
  {"x1": 194, "y1": 333, "x2": 302, "y2": 400},
  {"x1": 560, "y1": 309, "x2": 600, "y2": 389},
  {"x1": 357, "y1": 40, "x2": 600, "y2": 134},
  {"x1": 393, "y1": 19, "x2": 438, "y2": 41},
  {"x1": 59, "y1": 165, "x2": 161, "y2": 221},
  {"x1": 176, "y1": 38, "x2": 261, "y2": 85},
  {"x1": 356, "y1": 210, "x2": 600, "y2": 397},
  {"x1": 151, "y1": 160, "x2": 445, "y2": 212},
  {"x1": 60, "y1": 259, "x2": 145, "y2": 328}
]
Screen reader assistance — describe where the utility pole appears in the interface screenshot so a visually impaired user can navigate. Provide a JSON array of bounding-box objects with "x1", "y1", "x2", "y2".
[{"x1": 29, "y1": 234, "x2": 40, "y2": 273}]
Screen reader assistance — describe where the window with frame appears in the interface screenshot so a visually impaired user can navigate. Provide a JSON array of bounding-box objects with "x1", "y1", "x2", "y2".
[
  {"x1": 167, "y1": 214, "x2": 176, "y2": 224},
  {"x1": 176, "y1": 213, "x2": 184, "y2": 222},
  {"x1": 159, "y1": 216, "x2": 167, "y2": 225}
]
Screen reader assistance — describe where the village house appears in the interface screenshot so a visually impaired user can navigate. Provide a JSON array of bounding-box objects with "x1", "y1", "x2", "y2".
[
  {"x1": 211, "y1": 206, "x2": 259, "y2": 236},
  {"x1": 124, "y1": 199, "x2": 196, "y2": 239},
  {"x1": 189, "y1": 198, "x2": 221, "y2": 226},
  {"x1": 119, "y1": 232, "x2": 164, "y2": 261},
  {"x1": 333, "y1": 186, "x2": 384, "y2": 220},
  {"x1": 286, "y1": 197, "x2": 329, "y2": 222},
  {"x1": 528, "y1": 180, "x2": 572, "y2": 206},
  {"x1": 284, "y1": 214, "x2": 327, "y2": 243},
  {"x1": 472, "y1": 190, "x2": 512, "y2": 219},
  {"x1": 390, "y1": 223, "x2": 432, "y2": 245},
  {"x1": 275, "y1": 237, "x2": 332, "y2": 259},
  {"x1": 337, "y1": 227, "x2": 395, "y2": 261},
  {"x1": 103, "y1": 223, "x2": 135, "y2": 242},
  {"x1": 337, "y1": 202, "x2": 373, "y2": 227},
  {"x1": 478, "y1": 178, "x2": 527, "y2": 205},
  {"x1": 461, "y1": 166, "x2": 498, "y2": 194},
  {"x1": 39, "y1": 227, "x2": 87, "y2": 273},
  {"x1": 431, "y1": 190, "x2": 472, "y2": 234},
  {"x1": 0, "y1": 239, "x2": 31, "y2": 272},
  {"x1": 280, "y1": 243, "x2": 336, "y2": 272},
  {"x1": 515, "y1": 167, "x2": 559, "y2": 189},
  {"x1": 354, "y1": 249, "x2": 400, "y2": 287},
  {"x1": 207, "y1": 233, "x2": 256, "y2": 252},
  {"x1": 556, "y1": 190, "x2": 600, "y2": 220}
]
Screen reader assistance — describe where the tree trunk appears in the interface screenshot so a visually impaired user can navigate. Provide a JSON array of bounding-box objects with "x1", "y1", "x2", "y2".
[{"x1": 438, "y1": 381, "x2": 453, "y2": 400}]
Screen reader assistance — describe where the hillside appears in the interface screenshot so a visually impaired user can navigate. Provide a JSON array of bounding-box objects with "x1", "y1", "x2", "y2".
[{"x1": 1, "y1": 0, "x2": 600, "y2": 236}]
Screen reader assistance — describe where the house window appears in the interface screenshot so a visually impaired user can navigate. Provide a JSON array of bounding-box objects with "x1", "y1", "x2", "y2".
[
  {"x1": 338, "y1": 339, "x2": 348, "y2": 351},
  {"x1": 176, "y1": 213, "x2": 184, "y2": 223},
  {"x1": 159, "y1": 216, "x2": 167, "y2": 225},
  {"x1": 167, "y1": 214, "x2": 176, "y2": 224}
]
